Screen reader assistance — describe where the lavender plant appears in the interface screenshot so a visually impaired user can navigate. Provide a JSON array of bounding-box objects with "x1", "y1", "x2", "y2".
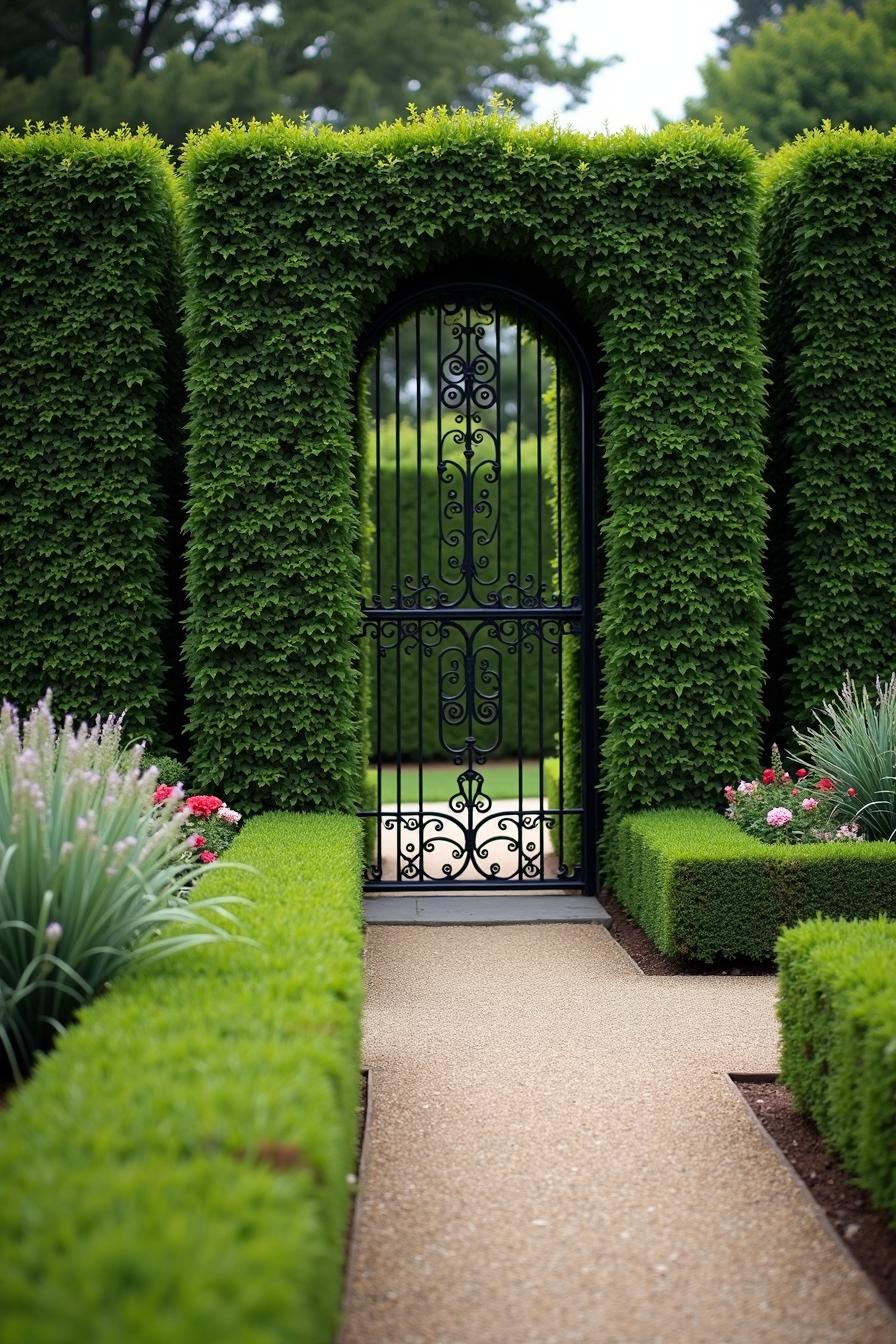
[{"x1": 0, "y1": 696, "x2": 245, "y2": 1081}]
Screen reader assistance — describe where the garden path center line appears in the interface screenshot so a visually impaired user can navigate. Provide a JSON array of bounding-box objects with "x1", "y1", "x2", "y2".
[{"x1": 341, "y1": 925, "x2": 896, "y2": 1344}]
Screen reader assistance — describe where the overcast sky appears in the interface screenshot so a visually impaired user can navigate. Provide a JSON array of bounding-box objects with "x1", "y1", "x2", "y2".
[{"x1": 531, "y1": 0, "x2": 739, "y2": 132}]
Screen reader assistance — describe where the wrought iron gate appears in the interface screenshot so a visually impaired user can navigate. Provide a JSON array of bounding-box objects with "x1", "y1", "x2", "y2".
[{"x1": 360, "y1": 281, "x2": 596, "y2": 894}]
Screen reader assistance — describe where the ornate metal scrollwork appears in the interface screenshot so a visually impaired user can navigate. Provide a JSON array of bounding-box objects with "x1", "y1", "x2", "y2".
[{"x1": 361, "y1": 287, "x2": 590, "y2": 892}]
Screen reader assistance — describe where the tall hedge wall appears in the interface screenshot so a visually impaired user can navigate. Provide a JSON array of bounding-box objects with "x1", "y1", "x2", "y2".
[
  {"x1": 762, "y1": 128, "x2": 896, "y2": 734},
  {"x1": 180, "y1": 110, "x2": 767, "y2": 819},
  {"x1": 0, "y1": 125, "x2": 179, "y2": 740}
]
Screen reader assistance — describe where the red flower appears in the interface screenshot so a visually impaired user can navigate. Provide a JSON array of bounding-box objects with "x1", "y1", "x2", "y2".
[
  {"x1": 761, "y1": 768, "x2": 776, "y2": 784},
  {"x1": 796, "y1": 769, "x2": 808, "y2": 779},
  {"x1": 847, "y1": 787, "x2": 857, "y2": 798},
  {"x1": 186, "y1": 794, "x2": 224, "y2": 819},
  {"x1": 199, "y1": 850, "x2": 218, "y2": 864},
  {"x1": 153, "y1": 783, "x2": 176, "y2": 805},
  {"x1": 817, "y1": 778, "x2": 835, "y2": 792}
]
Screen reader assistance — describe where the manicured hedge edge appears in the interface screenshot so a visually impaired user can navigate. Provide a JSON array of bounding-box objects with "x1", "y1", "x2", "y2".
[
  {"x1": 180, "y1": 109, "x2": 767, "y2": 817},
  {"x1": 762, "y1": 128, "x2": 896, "y2": 734},
  {"x1": 0, "y1": 125, "x2": 180, "y2": 740},
  {"x1": 614, "y1": 809, "x2": 896, "y2": 962},
  {"x1": 777, "y1": 917, "x2": 896, "y2": 1227},
  {"x1": 0, "y1": 813, "x2": 364, "y2": 1344}
]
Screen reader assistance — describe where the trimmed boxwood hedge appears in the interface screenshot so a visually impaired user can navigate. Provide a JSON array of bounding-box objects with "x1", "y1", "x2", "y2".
[
  {"x1": 180, "y1": 109, "x2": 768, "y2": 818},
  {"x1": 777, "y1": 916, "x2": 896, "y2": 1227},
  {"x1": 0, "y1": 125, "x2": 180, "y2": 741},
  {"x1": 613, "y1": 808, "x2": 896, "y2": 962},
  {"x1": 0, "y1": 812, "x2": 364, "y2": 1344},
  {"x1": 762, "y1": 128, "x2": 896, "y2": 735}
]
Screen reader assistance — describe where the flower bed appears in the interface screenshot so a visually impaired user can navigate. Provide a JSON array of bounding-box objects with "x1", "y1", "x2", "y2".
[
  {"x1": 612, "y1": 809, "x2": 896, "y2": 962},
  {"x1": 0, "y1": 812, "x2": 364, "y2": 1344},
  {"x1": 777, "y1": 916, "x2": 896, "y2": 1228}
]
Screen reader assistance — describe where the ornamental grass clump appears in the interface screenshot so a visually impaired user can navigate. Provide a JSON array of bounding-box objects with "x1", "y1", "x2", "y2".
[
  {"x1": 792, "y1": 674, "x2": 896, "y2": 842},
  {"x1": 0, "y1": 696, "x2": 245, "y2": 1082}
]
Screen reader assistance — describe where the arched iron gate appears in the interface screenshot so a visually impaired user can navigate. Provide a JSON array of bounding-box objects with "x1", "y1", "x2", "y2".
[{"x1": 359, "y1": 280, "x2": 597, "y2": 894}]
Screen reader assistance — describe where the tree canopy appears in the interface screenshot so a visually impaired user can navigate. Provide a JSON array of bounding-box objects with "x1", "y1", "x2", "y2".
[
  {"x1": 714, "y1": 1, "x2": 864, "y2": 53},
  {"x1": 686, "y1": 0, "x2": 896, "y2": 154},
  {"x1": 0, "y1": 0, "x2": 609, "y2": 147}
]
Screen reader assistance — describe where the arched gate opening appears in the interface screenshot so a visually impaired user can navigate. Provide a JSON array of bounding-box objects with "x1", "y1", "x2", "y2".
[{"x1": 359, "y1": 279, "x2": 598, "y2": 896}]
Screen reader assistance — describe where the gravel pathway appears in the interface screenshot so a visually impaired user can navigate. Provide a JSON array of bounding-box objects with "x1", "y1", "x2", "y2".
[{"x1": 341, "y1": 924, "x2": 896, "y2": 1344}]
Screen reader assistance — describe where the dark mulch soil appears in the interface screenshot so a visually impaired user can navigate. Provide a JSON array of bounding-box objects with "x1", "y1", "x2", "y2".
[
  {"x1": 739, "y1": 1079, "x2": 896, "y2": 1314},
  {"x1": 600, "y1": 888, "x2": 775, "y2": 976}
]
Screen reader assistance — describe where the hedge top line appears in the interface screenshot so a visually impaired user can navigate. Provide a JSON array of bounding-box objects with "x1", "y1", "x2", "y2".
[
  {"x1": 3, "y1": 108, "x2": 760, "y2": 172},
  {"x1": 5, "y1": 115, "x2": 896, "y2": 209},
  {"x1": 763, "y1": 120, "x2": 896, "y2": 191}
]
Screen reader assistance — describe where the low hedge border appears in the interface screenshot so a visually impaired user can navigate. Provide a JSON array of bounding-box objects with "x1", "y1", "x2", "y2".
[
  {"x1": 613, "y1": 809, "x2": 896, "y2": 962},
  {"x1": 0, "y1": 812, "x2": 364, "y2": 1344},
  {"x1": 777, "y1": 917, "x2": 896, "y2": 1228}
]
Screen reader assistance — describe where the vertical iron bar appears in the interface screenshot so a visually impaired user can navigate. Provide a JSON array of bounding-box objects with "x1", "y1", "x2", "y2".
[
  {"x1": 495, "y1": 307, "x2": 501, "y2": 591},
  {"x1": 375, "y1": 345, "x2": 381, "y2": 601},
  {"x1": 556, "y1": 364, "x2": 564, "y2": 872},
  {"x1": 375, "y1": 343, "x2": 383, "y2": 876},
  {"x1": 416, "y1": 311, "x2": 424, "y2": 879},
  {"x1": 395, "y1": 324, "x2": 402, "y2": 861},
  {"x1": 516, "y1": 313, "x2": 523, "y2": 853},
  {"x1": 437, "y1": 304, "x2": 443, "y2": 591},
  {"x1": 536, "y1": 324, "x2": 545, "y2": 879}
]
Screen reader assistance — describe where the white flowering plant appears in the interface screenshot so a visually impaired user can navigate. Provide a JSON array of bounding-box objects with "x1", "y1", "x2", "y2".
[
  {"x1": 0, "y1": 696, "x2": 247, "y2": 1082},
  {"x1": 723, "y1": 744, "x2": 862, "y2": 845}
]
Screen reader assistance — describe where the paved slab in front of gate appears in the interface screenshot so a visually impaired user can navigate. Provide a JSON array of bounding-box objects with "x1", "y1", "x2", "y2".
[
  {"x1": 363, "y1": 893, "x2": 610, "y2": 924},
  {"x1": 340, "y1": 925, "x2": 896, "y2": 1344}
]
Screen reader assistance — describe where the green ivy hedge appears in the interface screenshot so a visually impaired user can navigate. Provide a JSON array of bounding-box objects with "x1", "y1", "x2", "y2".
[
  {"x1": 180, "y1": 109, "x2": 767, "y2": 818},
  {"x1": 0, "y1": 812, "x2": 364, "y2": 1344},
  {"x1": 762, "y1": 128, "x2": 896, "y2": 734},
  {"x1": 0, "y1": 125, "x2": 180, "y2": 741},
  {"x1": 777, "y1": 916, "x2": 896, "y2": 1227},
  {"x1": 613, "y1": 809, "x2": 896, "y2": 962}
]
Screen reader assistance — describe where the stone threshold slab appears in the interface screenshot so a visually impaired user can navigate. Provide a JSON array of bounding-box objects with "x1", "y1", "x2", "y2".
[{"x1": 363, "y1": 894, "x2": 610, "y2": 925}]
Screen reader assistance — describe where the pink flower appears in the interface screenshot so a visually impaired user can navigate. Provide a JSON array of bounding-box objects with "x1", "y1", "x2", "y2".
[
  {"x1": 847, "y1": 787, "x2": 857, "y2": 798},
  {"x1": 766, "y1": 807, "x2": 792, "y2": 828},
  {"x1": 185, "y1": 794, "x2": 224, "y2": 819},
  {"x1": 218, "y1": 806, "x2": 241, "y2": 825},
  {"x1": 153, "y1": 783, "x2": 176, "y2": 805},
  {"x1": 723, "y1": 785, "x2": 736, "y2": 802},
  {"x1": 45, "y1": 921, "x2": 63, "y2": 948},
  {"x1": 801, "y1": 797, "x2": 818, "y2": 811},
  {"x1": 186, "y1": 833, "x2": 206, "y2": 849},
  {"x1": 199, "y1": 850, "x2": 218, "y2": 863},
  {"x1": 737, "y1": 780, "x2": 757, "y2": 796}
]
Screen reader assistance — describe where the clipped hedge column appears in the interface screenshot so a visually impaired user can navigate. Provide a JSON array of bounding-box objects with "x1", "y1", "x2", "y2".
[
  {"x1": 0, "y1": 126, "x2": 179, "y2": 738},
  {"x1": 763, "y1": 128, "x2": 896, "y2": 733},
  {"x1": 180, "y1": 110, "x2": 767, "y2": 818}
]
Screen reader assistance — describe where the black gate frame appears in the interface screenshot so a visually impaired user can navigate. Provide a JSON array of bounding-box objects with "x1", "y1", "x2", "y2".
[{"x1": 358, "y1": 273, "x2": 599, "y2": 896}]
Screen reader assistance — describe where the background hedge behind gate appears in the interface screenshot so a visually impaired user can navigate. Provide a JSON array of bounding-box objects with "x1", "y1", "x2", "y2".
[{"x1": 181, "y1": 110, "x2": 767, "y2": 820}]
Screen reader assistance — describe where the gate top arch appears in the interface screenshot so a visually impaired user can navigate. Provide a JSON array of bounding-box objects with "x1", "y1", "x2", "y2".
[{"x1": 180, "y1": 108, "x2": 767, "y2": 826}]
